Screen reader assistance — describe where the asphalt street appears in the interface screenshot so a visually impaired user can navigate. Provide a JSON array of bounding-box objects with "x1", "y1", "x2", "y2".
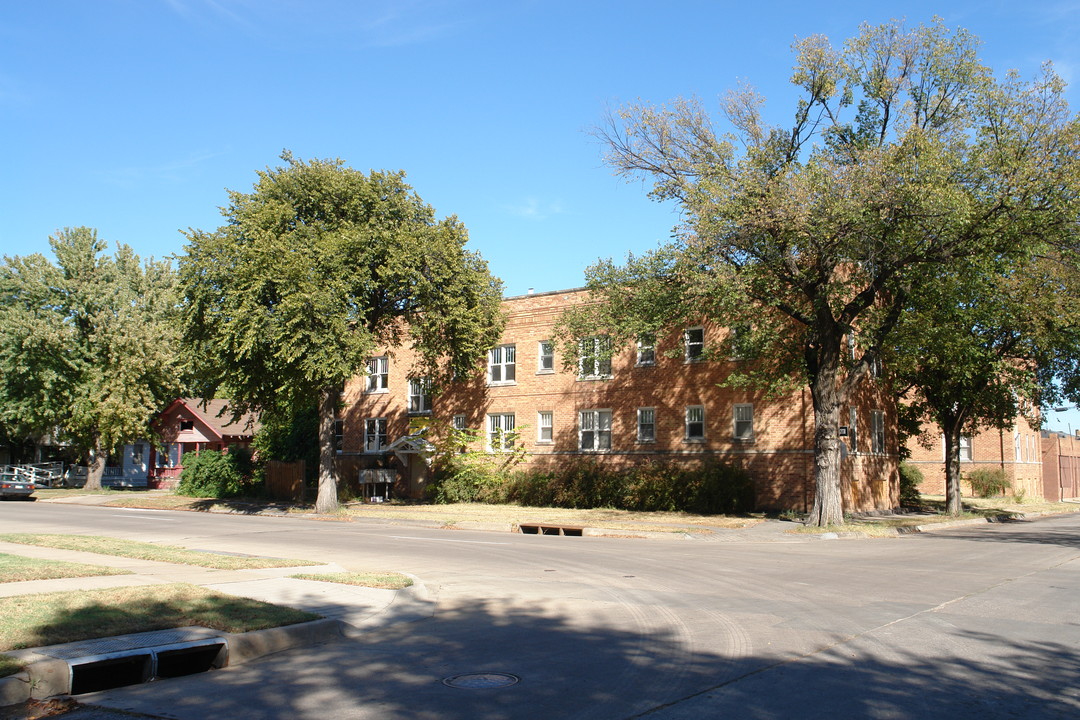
[{"x1": 2, "y1": 502, "x2": 1078, "y2": 719}]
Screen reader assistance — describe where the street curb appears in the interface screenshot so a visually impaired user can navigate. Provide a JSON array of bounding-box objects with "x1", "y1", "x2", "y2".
[{"x1": 0, "y1": 618, "x2": 346, "y2": 706}]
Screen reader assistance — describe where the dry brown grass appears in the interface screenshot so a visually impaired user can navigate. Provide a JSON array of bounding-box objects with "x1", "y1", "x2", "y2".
[
  {"x1": 290, "y1": 571, "x2": 414, "y2": 589},
  {"x1": 0, "y1": 534, "x2": 321, "y2": 570},
  {"x1": 0, "y1": 554, "x2": 131, "y2": 583}
]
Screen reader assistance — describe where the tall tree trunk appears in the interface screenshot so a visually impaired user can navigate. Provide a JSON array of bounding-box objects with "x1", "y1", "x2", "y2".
[
  {"x1": 806, "y1": 350, "x2": 845, "y2": 527},
  {"x1": 84, "y1": 437, "x2": 104, "y2": 491},
  {"x1": 315, "y1": 384, "x2": 342, "y2": 514},
  {"x1": 942, "y1": 417, "x2": 964, "y2": 516}
]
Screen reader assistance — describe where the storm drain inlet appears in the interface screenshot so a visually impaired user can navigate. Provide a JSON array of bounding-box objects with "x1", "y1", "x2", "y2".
[
  {"x1": 442, "y1": 672, "x2": 521, "y2": 689},
  {"x1": 64, "y1": 638, "x2": 227, "y2": 694}
]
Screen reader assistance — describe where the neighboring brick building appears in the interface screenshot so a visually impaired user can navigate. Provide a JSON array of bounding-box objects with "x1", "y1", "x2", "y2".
[
  {"x1": 1041, "y1": 430, "x2": 1080, "y2": 501},
  {"x1": 342, "y1": 288, "x2": 899, "y2": 512},
  {"x1": 905, "y1": 414, "x2": 1045, "y2": 499}
]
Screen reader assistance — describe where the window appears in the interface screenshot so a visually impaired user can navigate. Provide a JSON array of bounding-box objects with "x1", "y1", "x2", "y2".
[
  {"x1": 848, "y1": 408, "x2": 858, "y2": 454},
  {"x1": 578, "y1": 336, "x2": 612, "y2": 378},
  {"x1": 131, "y1": 444, "x2": 144, "y2": 466},
  {"x1": 959, "y1": 435, "x2": 972, "y2": 462},
  {"x1": 487, "y1": 413, "x2": 516, "y2": 452},
  {"x1": 366, "y1": 356, "x2": 389, "y2": 393},
  {"x1": 334, "y1": 419, "x2": 344, "y2": 452},
  {"x1": 733, "y1": 404, "x2": 754, "y2": 441},
  {"x1": 685, "y1": 406, "x2": 705, "y2": 441},
  {"x1": 871, "y1": 410, "x2": 885, "y2": 454},
  {"x1": 579, "y1": 410, "x2": 612, "y2": 450},
  {"x1": 636, "y1": 334, "x2": 655, "y2": 366},
  {"x1": 156, "y1": 443, "x2": 179, "y2": 468},
  {"x1": 364, "y1": 418, "x2": 387, "y2": 453},
  {"x1": 685, "y1": 327, "x2": 704, "y2": 362},
  {"x1": 180, "y1": 420, "x2": 194, "y2": 432},
  {"x1": 637, "y1": 408, "x2": 656, "y2": 443},
  {"x1": 408, "y1": 377, "x2": 431, "y2": 414},
  {"x1": 728, "y1": 324, "x2": 750, "y2": 359},
  {"x1": 538, "y1": 341, "x2": 555, "y2": 373},
  {"x1": 1015, "y1": 432, "x2": 1022, "y2": 462},
  {"x1": 537, "y1": 411, "x2": 553, "y2": 443},
  {"x1": 452, "y1": 415, "x2": 467, "y2": 431},
  {"x1": 488, "y1": 345, "x2": 516, "y2": 385}
]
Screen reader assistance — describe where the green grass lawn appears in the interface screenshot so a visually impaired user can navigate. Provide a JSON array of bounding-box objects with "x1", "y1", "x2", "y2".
[
  {"x1": 0, "y1": 553, "x2": 132, "y2": 583},
  {"x1": 0, "y1": 534, "x2": 323, "y2": 570},
  {"x1": 0, "y1": 583, "x2": 318, "y2": 652}
]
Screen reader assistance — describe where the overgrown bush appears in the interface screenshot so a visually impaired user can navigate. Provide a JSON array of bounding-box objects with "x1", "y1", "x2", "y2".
[
  {"x1": 176, "y1": 449, "x2": 250, "y2": 498},
  {"x1": 897, "y1": 462, "x2": 924, "y2": 507},
  {"x1": 965, "y1": 468, "x2": 1012, "y2": 498}
]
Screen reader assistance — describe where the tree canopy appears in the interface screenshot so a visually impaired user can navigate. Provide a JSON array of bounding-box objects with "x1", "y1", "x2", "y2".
[
  {"x1": 574, "y1": 19, "x2": 1080, "y2": 525},
  {"x1": 892, "y1": 252, "x2": 1080, "y2": 514},
  {"x1": 0, "y1": 227, "x2": 184, "y2": 488},
  {"x1": 179, "y1": 153, "x2": 505, "y2": 513}
]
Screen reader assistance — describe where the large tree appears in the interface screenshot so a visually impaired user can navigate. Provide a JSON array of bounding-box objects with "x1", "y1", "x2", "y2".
[
  {"x1": 578, "y1": 19, "x2": 1080, "y2": 525},
  {"x1": 179, "y1": 153, "x2": 505, "y2": 514},
  {"x1": 893, "y1": 253, "x2": 1080, "y2": 515},
  {"x1": 0, "y1": 228, "x2": 184, "y2": 488}
]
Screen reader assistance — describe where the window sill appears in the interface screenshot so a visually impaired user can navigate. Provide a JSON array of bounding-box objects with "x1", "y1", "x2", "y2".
[
  {"x1": 635, "y1": 362, "x2": 655, "y2": 368},
  {"x1": 536, "y1": 440, "x2": 553, "y2": 445},
  {"x1": 536, "y1": 369, "x2": 555, "y2": 375},
  {"x1": 577, "y1": 375, "x2": 611, "y2": 382},
  {"x1": 364, "y1": 389, "x2": 389, "y2": 395},
  {"x1": 487, "y1": 381, "x2": 517, "y2": 387},
  {"x1": 636, "y1": 439, "x2": 656, "y2": 445},
  {"x1": 683, "y1": 438, "x2": 706, "y2": 444},
  {"x1": 407, "y1": 411, "x2": 433, "y2": 416}
]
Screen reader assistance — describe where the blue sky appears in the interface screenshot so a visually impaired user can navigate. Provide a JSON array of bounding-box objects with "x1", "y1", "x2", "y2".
[{"x1": 2, "y1": 1, "x2": 1079, "y2": 429}]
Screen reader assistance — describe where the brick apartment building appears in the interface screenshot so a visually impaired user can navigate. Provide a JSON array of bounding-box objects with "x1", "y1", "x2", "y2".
[{"x1": 342, "y1": 288, "x2": 900, "y2": 512}]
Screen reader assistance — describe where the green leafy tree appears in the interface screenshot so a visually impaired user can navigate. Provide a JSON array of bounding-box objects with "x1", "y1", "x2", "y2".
[
  {"x1": 574, "y1": 19, "x2": 1080, "y2": 525},
  {"x1": 892, "y1": 254, "x2": 1080, "y2": 515},
  {"x1": 0, "y1": 228, "x2": 184, "y2": 488},
  {"x1": 180, "y1": 153, "x2": 505, "y2": 514}
]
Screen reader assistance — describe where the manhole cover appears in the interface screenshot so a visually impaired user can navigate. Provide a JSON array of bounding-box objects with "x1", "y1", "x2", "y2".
[{"x1": 442, "y1": 672, "x2": 520, "y2": 689}]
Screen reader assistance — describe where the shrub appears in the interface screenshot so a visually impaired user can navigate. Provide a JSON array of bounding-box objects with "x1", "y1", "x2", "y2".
[
  {"x1": 501, "y1": 459, "x2": 755, "y2": 514},
  {"x1": 897, "y1": 462, "x2": 924, "y2": 507},
  {"x1": 965, "y1": 468, "x2": 1012, "y2": 498},
  {"x1": 176, "y1": 450, "x2": 248, "y2": 498}
]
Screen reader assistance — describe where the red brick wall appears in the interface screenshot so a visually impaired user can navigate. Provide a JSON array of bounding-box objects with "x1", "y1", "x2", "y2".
[
  {"x1": 1041, "y1": 432, "x2": 1080, "y2": 501},
  {"x1": 344, "y1": 288, "x2": 899, "y2": 511},
  {"x1": 905, "y1": 415, "x2": 1043, "y2": 498}
]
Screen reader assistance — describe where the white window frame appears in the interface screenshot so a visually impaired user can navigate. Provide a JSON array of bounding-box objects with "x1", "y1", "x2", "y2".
[
  {"x1": 537, "y1": 341, "x2": 555, "y2": 374},
  {"x1": 578, "y1": 336, "x2": 612, "y2": 379},
  {"x1": 487, "y1": 413, "x2": 516, "y2": 452},
  {"x1": 488, "y1": 345, "x2": 517, "y2": 385},
  {"x1": 334, "y1": 419, "x2": 344, "y2": 453},
  {"x1": 366, "y1": 356, "x2": 389, "y2": 393},
  {"x1": 637, "y1": 407, "x2": 656, "y2": 443},
  {"x1": 407, "y1": 377, "x2": 432, "y2": 414},
  {"x1": 733, "y1": 404, "x2": 754, "y2": 442},
  {"x1": 685, "y1": 327, "x2": 705, "y2": 363},
  {"x1": 959, "y1": 434, "x2": 972, "y2": 462},
  {"x1": 364, "y1": 418, "x2": 387, "y2": 453},
  {"x1": 452, "y1": 415, "x2": 467, "y2": 431},
  {"x1": 537, "y1": 411, "x2": 553, "y2": 444},
  {"x1": 636, "y1": 334, "x2": 656, "y2": 366},
  {"x1": 685, "y1": 406, "x2": 706, "y2": 441},
  {"x1": 579, "y1": 409, "x2": 612, "y2": 451},
  {"x1": 871, "y1": 410, "x2": 886, "y2": 455}
]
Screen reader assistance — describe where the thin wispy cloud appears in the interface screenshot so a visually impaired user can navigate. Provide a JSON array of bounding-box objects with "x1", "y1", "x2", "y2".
[
  {"x1": 98, "y1": 150, "x2": 229, "y2": 188},
  {"x1": 503, "y1": 198, "x2": 567, "y2": 222}
]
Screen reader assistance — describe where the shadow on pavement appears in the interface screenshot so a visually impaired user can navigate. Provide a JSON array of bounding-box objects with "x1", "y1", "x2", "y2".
[{"x1": 55, "y1": 594, "x2": 1080, "y2": 720}]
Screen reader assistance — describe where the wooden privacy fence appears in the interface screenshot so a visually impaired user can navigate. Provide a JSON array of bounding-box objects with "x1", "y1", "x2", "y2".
[{"x1": 266, "y1": 460, "x2": 305, "y2": 501}]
